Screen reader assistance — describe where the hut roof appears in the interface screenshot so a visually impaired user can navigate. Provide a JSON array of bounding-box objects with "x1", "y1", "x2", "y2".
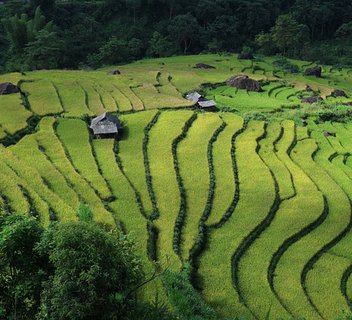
[
  {"x1": 198, "y1": 100, "x2": 216, "y2": 108},
  {"x1": 186, "y1": 92, "x2": 202, "y2": 104},
  {"x1": 90, "y1": 113, "x2": 121, "y2": 135}
]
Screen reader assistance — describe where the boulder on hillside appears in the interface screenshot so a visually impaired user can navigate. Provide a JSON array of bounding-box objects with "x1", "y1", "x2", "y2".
[
  {"x1": 305, "y1": 85, "x2": 313, "y2": 92},
  {"x1": 227, "y1": 74, "x2": 262, "y2": 92},
  {"x1": 301, "y1": 95, "x2": 323, "y2": 104},
  {"x1": 194, "y1": 63, "x2": 216, "y2": 69},
  {"x1": 323, "y1": 131, "x2": 336, "y2": 137},
  {"x1": 304, "y1": 66, "x2": 322, "y2": 77},
  {"x1": 332, "y1": 89, "x2": 348, "y2": 98},
  {"x1": 0, "y1": 82, "x2": 19, "y2": 95},
  {"x1": 107, "y1": 69, "x2": 121, "y2": 75},
  {"x1": 238, "y1": 52, "x2": 254, "y2": 60}
]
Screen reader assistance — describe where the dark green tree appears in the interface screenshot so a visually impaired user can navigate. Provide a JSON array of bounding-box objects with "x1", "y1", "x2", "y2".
[
  {"x1": 148, "y1": 31, "x2": 174, "y2": 57},
  {"x1": 271, "y1": 14, "x2": 309, "y2": 55},
  {"x1": 168, "y1": 14, "x2": 200, "y2": 54},
  {"x1": 0, "y1": 214, "x2": 46, "y2": 320},
  {"x1": 25, "y1": 29, "x2": 62, "y2": 69},
  {"x1": 39, "y1": 222, "x2": 144, "y2": 320},
  {"x1": 2, "y1": 6, "x2": 52, "y2": 54}
]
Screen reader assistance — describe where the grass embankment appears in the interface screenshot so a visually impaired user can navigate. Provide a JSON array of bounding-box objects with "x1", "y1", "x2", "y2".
[
  {"x1": 56, "y1": 118, "x2": 111, "y2": 199},
  {"x1": 197, "y1": 121, "x2": 275, "y2": 318},
  {"x1": 0, "y1": 93, "x2": 32, "y2": 136},
  {"x1": 147, "y1": 110, "x2": 194, "y2": 269},
  {"x1": 177, "y1": 113, "x2": 223, "y2": 260}
]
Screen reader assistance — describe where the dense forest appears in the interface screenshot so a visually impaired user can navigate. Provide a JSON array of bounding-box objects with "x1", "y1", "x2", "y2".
[{"x1": 0, "y1": 0, "x2": 352, "y2": 71}]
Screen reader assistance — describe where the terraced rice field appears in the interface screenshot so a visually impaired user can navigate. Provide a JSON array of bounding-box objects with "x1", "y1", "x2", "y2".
[{"x1": 1, "y1": 54, "x2": 352, "y2": 319}]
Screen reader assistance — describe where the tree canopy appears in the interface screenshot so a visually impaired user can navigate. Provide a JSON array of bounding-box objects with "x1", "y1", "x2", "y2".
[{"x1": 0, "y1": 0, "x2": 352, "y2": 71}]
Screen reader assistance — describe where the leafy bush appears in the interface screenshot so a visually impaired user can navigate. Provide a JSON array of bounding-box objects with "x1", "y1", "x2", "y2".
[
  {"x1": 272, "y1": 56, "x2": 299, "y2": 74},
  {"x1": 162, "y1": 264, "x2": 218, "y2": 320}
]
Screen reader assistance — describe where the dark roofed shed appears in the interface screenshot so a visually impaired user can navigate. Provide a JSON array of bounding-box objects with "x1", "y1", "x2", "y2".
[{"x1": 90, "y1": 113, "x2": 121, "y2": 138}]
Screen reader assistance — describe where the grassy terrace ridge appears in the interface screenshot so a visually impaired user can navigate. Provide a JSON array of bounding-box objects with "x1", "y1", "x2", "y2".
[
  {"x1": 177, "y1": 113, "x2": 223, "y2": 260},
  {"x1": 1, "y1": 54, "x2": 352, "y2": 319}
]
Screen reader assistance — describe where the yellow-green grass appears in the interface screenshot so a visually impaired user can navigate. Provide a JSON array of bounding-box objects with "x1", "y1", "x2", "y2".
[
  {"x1": 93, "y1": 83, "x2": 120, "y2": 112},
  {"x1": 157, "y1": 72, "x2": 183, "y2": 97},
  {"x1": 148, "y1": 110, "x2": 194, "y2": 269},
  {"x1": 206, "y1": 113, "x2": 244, "y2": 226},
  {"x1": 0, "y1": 146, "x2": 76, "y2": 226},
  {"x1": 296, "y1": 125, "x2": 309, "y2": 140},
  {"x1": 10, "y1": 135, "x2": 80, "y2": 210},
  {"x1": 260, "y1": 122, "x2": 295, "y2": 199},
  {"x1": 132, "y1": 83, "x2": 191, "y2": 109},
  {"x1": 330, "y1": 122, "x2": 352, "y2": 154},
  {"x1": 0, "y1": 72, "x2": 22, "y2": 84},
  {"x1": 0, "y1": 94, "x2": 32, "y2": 135},
  {"x1": 347, "y1": 273, "x2": 352, "y2": 303},
  {"x1": 118, "y1": 111, "x2": 158, "y2": 216},
  {"x1": 311, "y1": 130, "x2": 352, "y2": 309},
  {"x1": 54, "y1": 80, "x2": 92, "y2": 117},
  {"x1": 269, "y1": 120, "x2": 324, "y2": 319},
  {"x1": 240, "y1": 121, "x2": 322, "y2": 318},
  {"x1": 22, "y1": 79, "x2": 63, "y2": 115},
  {"x1": 197, "y1": 121, "x2": 275, "y2": 319},
  {"x1": 98, "y1": 82, "x2": 128, "y2": 112},
  {"x1": 0, "y1": 126, "x2": 6, "y2": 139},
  {"x1": 0, "y1": 168, "x2": 30, "y2": 214},
  {"x1": 92, "y1": 139, "x2": 166, "y2": 304},
  {"x1": 236, "y1": 121, "x2": 306, "y2": 319},
  {"x1": 177, "y1": 113, "x2": 223, "y2": 260},
  {"x1": 78, "y1": 81, "x2": 106, "y2": 115},
  {"x1": 2, "y1": 54, "x2": 348, "y2": 116},
  {"x1": 116, "y1": 84, "x2": 144, "y2": 111},
  {"x1": 56, "y1": 118, "x2": 111, "y2": 199},
  {"x1": 35, "y1": 117, "x2": 115, "y2": 226},
  {"x1": 283, "y1": 138, "x2": 351, "y2": 319},
  {"x1": 205, "y1": 85, "x2": 298, "y2": 112},
  {"x1": 0, "y1": 195, "x2": 4, "y2": 214}
]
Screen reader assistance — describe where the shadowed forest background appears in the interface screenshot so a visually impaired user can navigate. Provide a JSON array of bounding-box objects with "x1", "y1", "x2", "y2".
[{"x1": 1, "y1": 0, "x2": 352, "y2": 72}]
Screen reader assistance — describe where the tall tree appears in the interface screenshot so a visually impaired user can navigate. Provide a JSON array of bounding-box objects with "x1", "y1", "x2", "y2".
[
  {"x1": 168, "y1": 14, "x2": 200, "y2": 54},
  {"x1": 0, "y1": 214, "x2": 47, "y2": 320},
  {"x1": 39, "y1": 222, "x2": 144, "y2": 319},
  {"x1": 271, "y1": 14, "x2": 309, "y2": 55}
]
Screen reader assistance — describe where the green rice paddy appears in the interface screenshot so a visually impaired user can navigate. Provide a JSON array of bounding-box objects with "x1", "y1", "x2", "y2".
[{"x1": 1, "y1": 54, "x2": 352, "y2": 319}]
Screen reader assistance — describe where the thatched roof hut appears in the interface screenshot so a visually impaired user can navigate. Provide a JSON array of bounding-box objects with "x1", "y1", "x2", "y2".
[{"x1": 90, "y1": 113, "x2": 121, "y2": 138}]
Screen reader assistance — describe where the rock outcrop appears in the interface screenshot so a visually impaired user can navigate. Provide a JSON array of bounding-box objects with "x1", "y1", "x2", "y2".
[
  {"x1": 301, "y1": 96, "x2": 323, "y2": 104},
  {"x1": 227, "y1": 75, "x2": 262, "y2": 92},
  {"x1": 194, "y1": 63, "x2": 215, "y2": 69},
  {"x1": 107, "y1": 70, "x2": 121, "y2": 75},
  {"x1": 332, "y1": 89, "x2": 348, "y2": 98},
  {"x1": 304, "y1": 66, "x2": 322, "y2": 77},
  {"x1": 0, "y1": 82, "x2": 19, "y2": 95}
]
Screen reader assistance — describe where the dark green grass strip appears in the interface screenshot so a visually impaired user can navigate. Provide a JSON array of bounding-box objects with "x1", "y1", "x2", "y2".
[
  {"x1": 172, "y1": 113, "x2": 198, "y2": 259},
  {"x1": 142, "y1": 112, "x2": 161, "y2": 221},
  {"x1": 341, "y1": 265, "x2": 352, "y2": 310},
  {"x1": 188, "y1": 121, "x2": 226, "y2": 265},
  {"x1": 231, "y1": 124, "x2": 281, "y2": 318},
  {"x1": 208, "y1": 121, "x2": 247, "y2": 229}
]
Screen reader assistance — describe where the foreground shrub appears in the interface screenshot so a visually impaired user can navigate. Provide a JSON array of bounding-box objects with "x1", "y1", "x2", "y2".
[
  {"x1": 0, "y1": 214, "x2": 47, "y2": 320},
  {"x1": 38, "y1": 222, "x2": 144, "y2": 319}
]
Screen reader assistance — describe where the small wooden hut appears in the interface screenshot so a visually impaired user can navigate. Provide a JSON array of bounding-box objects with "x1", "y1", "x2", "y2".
[
  {"x1": 90, "y1": 113, "x2": 121, "y2": 139},
  {"x1": 186, "y1": 91, "x2": 217, "y2": 111}
]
